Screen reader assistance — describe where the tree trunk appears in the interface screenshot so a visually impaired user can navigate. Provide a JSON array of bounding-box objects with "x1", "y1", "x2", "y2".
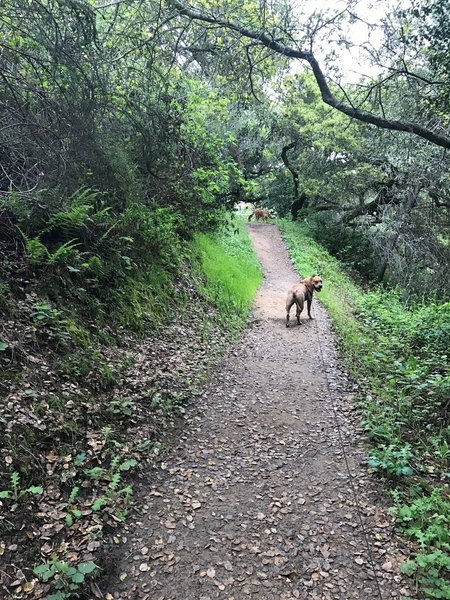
[
  {"x1": 376, "y1": 183, "x2": 421, "y2": 282},
  {"x1": 290, "y1": 193, "x2": 307, "y2": 221},
  {"x1": 281, "y1": 142, "x2": 307, "y2": 220}
]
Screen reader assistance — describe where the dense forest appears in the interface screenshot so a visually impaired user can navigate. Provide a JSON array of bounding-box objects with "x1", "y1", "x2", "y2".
[
  {"x1": 1, "y1": 1, "x2": 449, "y2": 598},
  {"x1": 1, "y1": 0, "x2": 450, "y2": 296}
]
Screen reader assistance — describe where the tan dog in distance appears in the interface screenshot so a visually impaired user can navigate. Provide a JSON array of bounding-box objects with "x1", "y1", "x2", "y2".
[
  {"x1": 285, "y1": 275, "x2": 323, "y2": 327},
  {"x1": 248, "y1": 208, "x2": 269, "y2": 222}
]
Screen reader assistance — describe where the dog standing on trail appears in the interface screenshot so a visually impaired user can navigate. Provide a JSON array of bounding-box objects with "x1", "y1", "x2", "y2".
[
  {"x1": 285, "y1": 275, "x2": 323, "y2": 327},
  {"x1": 248, "y1": 208, "x2": 269, "y2": 222}
]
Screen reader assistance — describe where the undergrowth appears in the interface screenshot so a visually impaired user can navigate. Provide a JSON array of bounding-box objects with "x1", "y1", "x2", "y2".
[
  {"x1": 192, "y1": 218, "x2": 262, "y2": 326},
  {"x1": 279, "y1": 218, "x2": 450, "y2": 599}
]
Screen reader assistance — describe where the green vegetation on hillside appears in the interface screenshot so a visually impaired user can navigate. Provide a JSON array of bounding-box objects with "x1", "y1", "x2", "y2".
[{"x1": 193, "y1": 220, "x2": 262, "y2": 322}]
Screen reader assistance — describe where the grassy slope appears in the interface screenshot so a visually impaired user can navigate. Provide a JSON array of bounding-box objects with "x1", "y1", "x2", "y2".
[
  {"x1": 279, "y1": 219, "x2": 450, "y2": 600},
  {"x1": 192, "y1": 220, "x2": 262, "y2": 322}
]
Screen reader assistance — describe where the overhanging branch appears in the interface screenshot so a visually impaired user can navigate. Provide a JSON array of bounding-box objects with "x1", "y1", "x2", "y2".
[{"x1": 168, "y1": 1, "x2": 450, "y2": 150}]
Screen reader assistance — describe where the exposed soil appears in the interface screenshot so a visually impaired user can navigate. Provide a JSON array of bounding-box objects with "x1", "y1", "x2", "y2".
[{"x1": 101, "y1": 224, "x2": 414, "y2": 600}]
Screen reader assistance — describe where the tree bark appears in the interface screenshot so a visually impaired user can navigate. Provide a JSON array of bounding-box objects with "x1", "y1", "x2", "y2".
[
  {"x1": 280, "y1": 142, "x2": 307, "y2": 220},
  {"x1": 343, "y1": 176, "x2": 399, "y2": 224}
]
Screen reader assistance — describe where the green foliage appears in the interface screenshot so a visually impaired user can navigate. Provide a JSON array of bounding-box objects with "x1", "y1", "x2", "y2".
[
  {"x1": 84, "y1": 454, "x2": 135, "y2": 520},
  {"x1": 305, "y1": 212, "x2": 378, "y2": 280},
  {"x1": 31, "y1": 303, "x2": 72, "y2": 348},
  {"x1": 22, "y1": 235, "x2": 50, "y2": 265},
  {"x1": 0, "y1": 471, "x2": 43, "y2": 504},
  {"x1": 193, "y1": 218, "x2": 262, "y2": 322},
  {"x1": 60, "y1": 347, "x2": 116, "y2": 391},
  {"x1": 19, "y1": 229, "x2": 82, "y2": 271},
  {"x1": 32, "y1": 303, "x2": 64, "y2": 327},
  {"x1": 402, "y1": 0, "x2": 450, "y2": 112},
  {"x1": 110, "y1": 397, "x2": 134, "y2": 418},
  {"x1": 33, "y1": 558, "x2": 97, "y2": 599},
  {"x1": 368, "y1": 444, "x2": 414, "y2": 478},
  {"x1": 391, "y1": 487, "x2": 450, "y2": 598},
  {"x1": 64, "y1": 486, "x2": 82, "y2": 527},
  {"x1": 355, "y1": 295, "x2": 450, "y2": 431},
  {"x1": 14, "y1": 193, "x2": 193, "y2": 332}
]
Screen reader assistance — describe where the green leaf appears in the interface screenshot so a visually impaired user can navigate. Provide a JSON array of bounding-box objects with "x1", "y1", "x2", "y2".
[
  {"x1": 92, "y1": 496, "x2": 109, "y2": 510},
  {"x1": 400, "y1": 560, "x2": 417, "y2": 574},
  {"x1": 119, "y1": 459, "x2": 137, "y2": 471},
  {"x1": 77, "y1": 562, "x2": 97, "y2": 574},
  {"x1": 33, "y1": 564, "x2": 51, "y2": 575},
  {"x1": 71, "y1": 572, "x2": 85, "y2": 584},
  {"x1": 26, "y1": 486, "x2": 44, "y2": 495},
  {"x1": 0, "y1": 342, "x2": 9, "y2": 351}
]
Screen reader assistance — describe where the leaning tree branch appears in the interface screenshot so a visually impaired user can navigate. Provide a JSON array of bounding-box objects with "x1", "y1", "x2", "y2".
[
  {"x1": 168, "y1": 1, "x2": 450, "y2": 150},
  {"x1": 281, "y1": 141, "x2": 300, "y2": 200}
]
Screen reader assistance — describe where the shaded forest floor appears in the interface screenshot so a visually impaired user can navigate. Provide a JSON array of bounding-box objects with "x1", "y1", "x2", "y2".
[
  {"x1": 0, "y1": 268, "x2": 233, "y2": 599},
  {"x1": 99, "y1": 224, "x2": 414, "y2": 600}
]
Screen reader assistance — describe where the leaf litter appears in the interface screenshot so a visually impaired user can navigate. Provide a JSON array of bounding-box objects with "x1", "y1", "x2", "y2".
[
  {"x1": 0, "y1": 273, "x2": 234, "y2": 598},
  {"x1": 97, "y1": 224, "x2": 416, "y2": 600}
]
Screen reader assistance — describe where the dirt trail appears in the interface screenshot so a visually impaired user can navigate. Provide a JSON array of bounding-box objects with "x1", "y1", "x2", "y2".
[{"x1": 104, "y1": 224, "x2": 411, "y2": 600}]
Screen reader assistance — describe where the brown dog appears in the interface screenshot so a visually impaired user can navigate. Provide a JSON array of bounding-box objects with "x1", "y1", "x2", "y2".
[
  {"x1": 285, "y1": 275, "x2": 323, "y2": 327},
  {"x1": 248, "y1": 208, "x2": 269, "y2": 222}
]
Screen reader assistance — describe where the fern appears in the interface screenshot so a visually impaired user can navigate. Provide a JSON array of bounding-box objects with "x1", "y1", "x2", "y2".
[
  {"x1": 47, "y1": 239, "x2": 81, "y2": 266},
  {"x1": 68, "y1": 486, "x2": 80, "y2": 503},
  {"x1": 46, "y1": 204, "x2": 91, "y2": 237},
  {"x1": 26, "y1": 237, "x2": 49, "y2": 264},
  {"x1": 109, "y1": 472, "x2": 121, "y2": 492},
  {"x1": 18, "y1": 228, "x2": 49, "y2": 265},
  {"x1": 45, "y1": 188, "x2": 99, "y2": 239}
]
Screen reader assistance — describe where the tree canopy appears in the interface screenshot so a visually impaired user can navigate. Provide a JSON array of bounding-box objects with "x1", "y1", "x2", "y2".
[{"x1": 1, "y1": 0, "x2": 449, "y2": 298}]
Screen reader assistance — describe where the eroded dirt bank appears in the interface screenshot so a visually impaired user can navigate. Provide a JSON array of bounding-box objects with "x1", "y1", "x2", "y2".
[{"x1": 102, "y1": 224, "x2": 412, "y2": 600}]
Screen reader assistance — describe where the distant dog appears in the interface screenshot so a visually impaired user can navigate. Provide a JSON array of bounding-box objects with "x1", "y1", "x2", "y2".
[
  {"x1": 285, "y1": 275, "x2": 323, "y2": 327},
  {"x1": 248, "y1": 208, "x2": 269, "y2": 222}
]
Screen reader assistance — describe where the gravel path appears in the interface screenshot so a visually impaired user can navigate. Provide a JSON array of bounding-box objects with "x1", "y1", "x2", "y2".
[{"x1": 104, "y1": 224, "x2": 412, "y2": 600}]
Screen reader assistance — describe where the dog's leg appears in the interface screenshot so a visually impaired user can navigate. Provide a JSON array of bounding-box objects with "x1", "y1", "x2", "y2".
[
  {"x1": 295, "y1": 299, "x2": 304, "y2": 325},
  {"x1": 286, "y1": 294, "x2": 294, "y2": 327},
  {"x1": 306, "y1": 293, "x2": 314, "y2": 319}
]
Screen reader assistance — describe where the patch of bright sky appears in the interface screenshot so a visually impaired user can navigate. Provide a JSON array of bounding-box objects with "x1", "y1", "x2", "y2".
[{"x1": 290, "y1": 0, "x2": 410, "y2": 83}]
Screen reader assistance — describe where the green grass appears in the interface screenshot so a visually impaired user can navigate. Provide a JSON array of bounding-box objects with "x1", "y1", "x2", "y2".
[
  {"x1": 193, "y1": 219, "x2": 262, "y2": 323},
  {"x1": 279, "y1": 218, "x2": 450, "y2": 599}
]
